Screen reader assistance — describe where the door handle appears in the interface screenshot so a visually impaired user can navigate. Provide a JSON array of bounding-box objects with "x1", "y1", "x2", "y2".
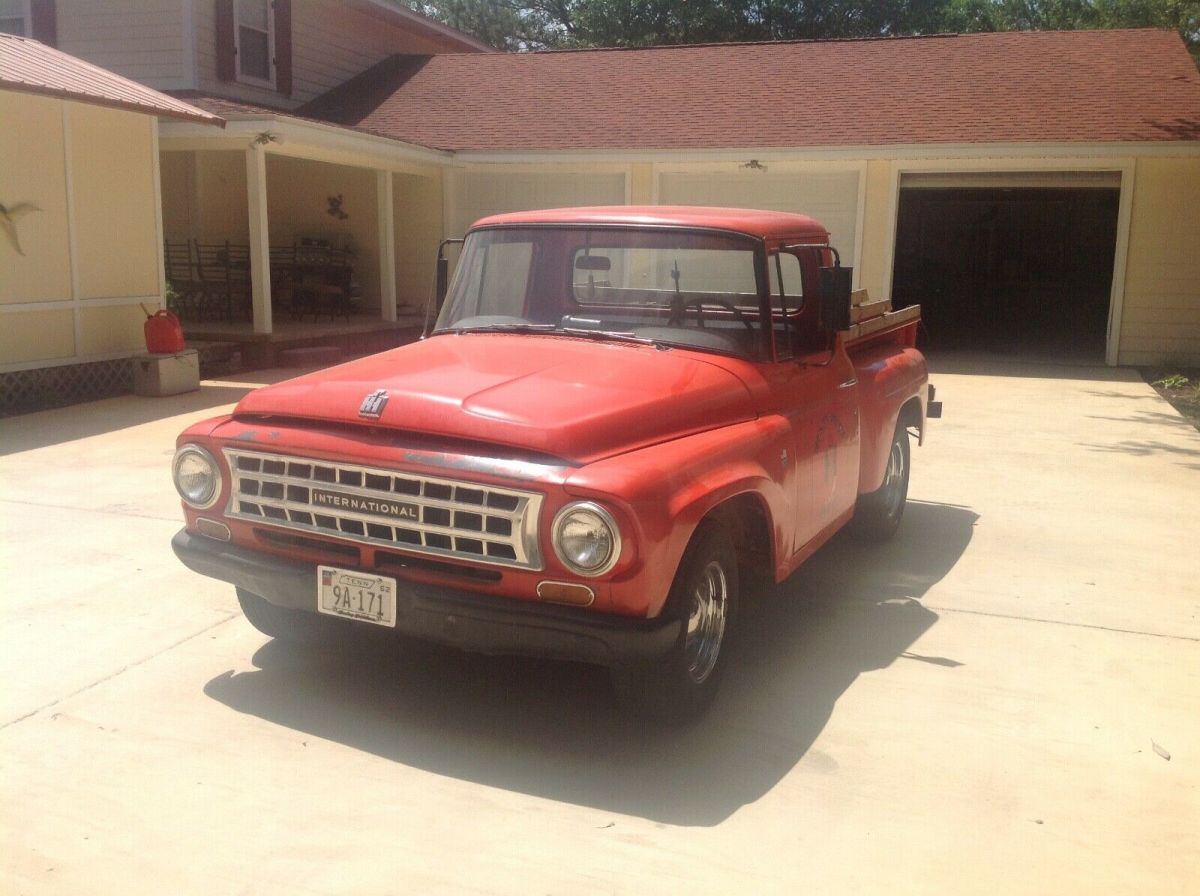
[{"x1": 837, "y1": 378, "x2": 858, "y2": 389}]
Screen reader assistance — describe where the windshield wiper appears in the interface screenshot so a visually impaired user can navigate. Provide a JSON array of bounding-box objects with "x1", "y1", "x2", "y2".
[
  {"x1": 441, "y1": 323, "x2": 557, "y2": 335},
  {"x1": 439, "y1": 323, "x2": 658, "y2": 347},
  {"x1": 558, "y1": 327, "x2": 657, "y2": 346}
]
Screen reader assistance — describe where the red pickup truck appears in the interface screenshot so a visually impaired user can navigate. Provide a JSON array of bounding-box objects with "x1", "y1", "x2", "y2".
[{"x1": 172, "y1": 206, "x2": 940, "y2": 721}]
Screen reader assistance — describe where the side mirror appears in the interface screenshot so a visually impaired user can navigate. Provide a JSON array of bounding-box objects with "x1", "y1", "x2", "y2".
[{"x1": 818, "y1": 265, "x2": 853, "y2": 332}]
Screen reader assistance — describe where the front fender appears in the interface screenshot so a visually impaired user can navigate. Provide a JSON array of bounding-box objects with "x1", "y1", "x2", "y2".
[{"x1": 563, "y1": 417, "x2": 791, "y2": 618}]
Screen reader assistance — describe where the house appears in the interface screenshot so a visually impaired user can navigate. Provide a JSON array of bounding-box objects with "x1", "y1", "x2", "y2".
[
  {"x1": 2, "y1": 8, "x2": 1198, "y2": 415},
  {"x1": 0, "y1": 31, "x2": 221, "y2": 412}
]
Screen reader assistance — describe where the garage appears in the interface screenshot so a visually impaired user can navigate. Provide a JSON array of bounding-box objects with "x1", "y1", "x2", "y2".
[
  {"x1": 657, "y1": 170, "x2": 861, "y2": 264},
  {"x1": 890, "y1": 172, "x2": 1122, "y2": 360},
  {"x1": 451, "y1": 170, "x2": 628, "y2": 234}
]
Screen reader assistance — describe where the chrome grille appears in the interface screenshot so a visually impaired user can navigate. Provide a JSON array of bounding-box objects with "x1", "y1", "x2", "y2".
[{"x1": 223, "y1": 448, "x2": 544, "y2": 570}]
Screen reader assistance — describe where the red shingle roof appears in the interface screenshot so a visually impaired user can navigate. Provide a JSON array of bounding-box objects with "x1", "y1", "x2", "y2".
[
  {"x1": 0, "y1": 33, "x2": 222, "y2": 126},
  {"x1": 300, "y1": 29, "x2": 1200, "y2": 152}
]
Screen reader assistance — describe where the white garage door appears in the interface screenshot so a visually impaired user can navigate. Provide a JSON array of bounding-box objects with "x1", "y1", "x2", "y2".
[
  {"x1": 658, "y1": 171, "x2": 860, "y2": 258},
  {"x1": 452, "y1": 171, "x2": 627, "y2": 234}
]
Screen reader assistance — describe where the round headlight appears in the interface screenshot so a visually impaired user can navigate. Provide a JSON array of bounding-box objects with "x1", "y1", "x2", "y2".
[
  {"x1": 552, "y1": 502, "x2": 621, "y2": 576},
  {"x1": 172, "y1": 445, "x2": 222, "y2": 509}
]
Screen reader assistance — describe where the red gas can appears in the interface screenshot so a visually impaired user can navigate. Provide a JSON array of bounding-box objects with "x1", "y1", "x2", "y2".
[{"x1": 144, "y1": 309, "x2": 185, "y2": 354}]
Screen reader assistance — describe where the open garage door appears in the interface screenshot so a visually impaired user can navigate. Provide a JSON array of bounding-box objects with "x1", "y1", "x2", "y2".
[
  {"x1": 892, "y1": 172, "x2": 1120, "y2": 360},
  {"x1": 658, "y1": 171, "x2": 861, "y2": 263}
]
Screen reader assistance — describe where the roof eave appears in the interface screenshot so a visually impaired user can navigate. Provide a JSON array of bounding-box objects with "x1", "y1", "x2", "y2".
[{"x1": 0, "y1": 79, "x2": 224, "y2": 126}]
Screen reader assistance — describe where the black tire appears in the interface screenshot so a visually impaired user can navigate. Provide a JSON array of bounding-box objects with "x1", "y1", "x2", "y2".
[
  {"x1": 612, "y1": 522, "x2": 738, "y2": 723},
  {"x1": 850, "y1": 422, "x2": 910, "y2": 542},
  {"x1": 236, "y1": 587, "x2": 342, "y2": 644}
]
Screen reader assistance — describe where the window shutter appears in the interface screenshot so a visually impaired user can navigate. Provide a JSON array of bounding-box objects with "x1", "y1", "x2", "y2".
[
  {"x1": 273, "y1": 0, "x2": 292, "y2": 96},
  {"x1": 216, "y1": 0, "x2": 236, "y2": 82},
  {"x1": 30, "y1": 0, "x2": 57, "y2": 46}
]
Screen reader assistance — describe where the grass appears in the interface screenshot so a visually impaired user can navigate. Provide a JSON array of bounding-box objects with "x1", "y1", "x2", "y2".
[{"x1": 1142, "y1": 368, "x2": 1200, "y2": 431}]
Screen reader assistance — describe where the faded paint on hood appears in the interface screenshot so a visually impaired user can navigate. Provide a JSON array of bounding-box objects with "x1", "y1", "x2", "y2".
[{"x1": 232, "y1": 334, "x2": 757, "y2": 465}]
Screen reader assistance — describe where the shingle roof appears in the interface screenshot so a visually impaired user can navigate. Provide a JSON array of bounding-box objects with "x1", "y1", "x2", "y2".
[
  {"x1": 300, "y1": 29, "x2": 1200, "y2": 152},
  {"x1": 0, "y1": 34, "x2": 222, "y2": 126}
]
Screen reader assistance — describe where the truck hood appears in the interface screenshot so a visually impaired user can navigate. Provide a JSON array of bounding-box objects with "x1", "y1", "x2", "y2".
[{"x1": 232, "y1": 334, "x2": 756, "y2": 465}]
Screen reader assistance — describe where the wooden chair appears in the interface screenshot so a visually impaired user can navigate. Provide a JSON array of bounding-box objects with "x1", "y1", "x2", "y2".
[
  {"x1": 291, "y1": 243, "x2": 355, "y2": 321},
  {"x1": 269, "y1": 244, "x2": 297, "y2": 313},
  {"x1": 193, "y1": 240, "x2": 252, "y2": 323}
]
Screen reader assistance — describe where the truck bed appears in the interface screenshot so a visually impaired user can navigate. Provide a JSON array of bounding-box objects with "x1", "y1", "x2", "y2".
[{"x1": 844, "y1": 288, "x2": 921, "y2": 352}]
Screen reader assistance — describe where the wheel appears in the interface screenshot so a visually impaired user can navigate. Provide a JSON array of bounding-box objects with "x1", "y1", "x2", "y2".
[
  {"x1": 236, "y1": 587, "x2": 341, "y2": 644},
  {"x1": 612, "y1": 522, "x2": 738, "y2": 723},
  {"x1": 850, "y1": 422, "x2": 910, "y2": 542}
]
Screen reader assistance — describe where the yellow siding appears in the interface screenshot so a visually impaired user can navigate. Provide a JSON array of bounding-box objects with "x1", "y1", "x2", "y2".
[
  {"x1": 394, "y1": 170, "x2": 443, "y2": 309},
  {"x1": 0, "y1": 92, "x2": 72, "y2": 305},
  {"x1": 857, "y1": 160, "x2": 894, "y2": 301},
  {"x1": 0, "y1": 309, "x2": 75, "y2": 364},
  {"x1": 657, "y1": 166, "x2": 862, "y2": 261},
  {"x1": 1119, "y1": 157, "x2": 1200, "y2": 365},
  {"x1": 265, "y1": 156, "x2": 380, "y2": 308},
  {"x1": 68, "y1": 103, "x2": 160, "y2": 300},
  {"x1": 629, "y1": 163, "x2": 654, "y2": 205},
  {"x1": 451, "y1": 167, "x2": 627, "y2": 235},
  {"x1": 159, "y1": 151, "x2": 195, "y2": 240},
  {"x1": 78, "y1": 305, "x2": 148, "y2": 356},
  {"x1": 194, "y1": 151, "x2": 249, "y2": 242}
]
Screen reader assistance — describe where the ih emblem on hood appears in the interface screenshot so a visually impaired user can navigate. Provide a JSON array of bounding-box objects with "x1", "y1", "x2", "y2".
[{"x1": 358, "y1": 388, "x2": 389, "y2": 419}]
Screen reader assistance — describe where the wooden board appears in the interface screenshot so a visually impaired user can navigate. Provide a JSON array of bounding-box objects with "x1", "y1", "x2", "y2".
[
  {"x1": 845, "y1": 304, "x2": 920, "y2": 341},
  {"x1": 851, "y1": 299, "x2": 892, "y2": 324},
  {"x1": 850, "y1": 288, "x2": 871, "y2": 307}
]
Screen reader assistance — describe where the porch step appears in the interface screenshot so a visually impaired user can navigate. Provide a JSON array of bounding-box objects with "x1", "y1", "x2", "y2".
[
  {"x1": 276, "y1": 345, "x2": 343, "y2": 368},
  {"x1": 188, "y1": 340, "x2": 243, "y2": 378}
]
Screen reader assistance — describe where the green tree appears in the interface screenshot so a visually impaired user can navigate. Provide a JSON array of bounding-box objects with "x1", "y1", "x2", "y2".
[{"x1": 405, "y1": 0, "x2": 1199, "y2": 59}]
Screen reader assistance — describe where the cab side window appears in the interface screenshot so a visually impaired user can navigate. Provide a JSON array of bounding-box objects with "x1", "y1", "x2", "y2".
[{"x1": 768, "y1": 251, "x2": 804, "y2": 360}]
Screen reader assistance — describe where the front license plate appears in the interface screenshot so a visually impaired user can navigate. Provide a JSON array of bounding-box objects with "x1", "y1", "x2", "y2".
[{"x1": 317, "y1": 566, "x2": 397, "y2": 628}]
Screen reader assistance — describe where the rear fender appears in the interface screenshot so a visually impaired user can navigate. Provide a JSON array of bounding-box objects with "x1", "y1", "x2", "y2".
[{"x1": 854, "y1": 347, "x2": 928, "y2": 494}]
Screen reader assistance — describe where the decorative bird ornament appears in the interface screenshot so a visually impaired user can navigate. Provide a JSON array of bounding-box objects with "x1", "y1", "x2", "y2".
[{"x1": 0, "y1": 201, "x2": 41, "y2": 256}]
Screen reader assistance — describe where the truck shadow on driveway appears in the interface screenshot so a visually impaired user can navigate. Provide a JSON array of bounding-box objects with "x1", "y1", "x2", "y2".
[{"x1": 204, "y1": 500, "x2": 978, "y2": 826}]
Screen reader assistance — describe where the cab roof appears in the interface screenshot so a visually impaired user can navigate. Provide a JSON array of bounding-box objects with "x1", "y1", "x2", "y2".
[{"x1": 470, "y1": 206, "x2": 831, "y2": 242}]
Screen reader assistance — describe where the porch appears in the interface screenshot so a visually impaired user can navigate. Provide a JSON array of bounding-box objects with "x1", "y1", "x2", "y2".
[
  {"x1": 184, "y1": 314, "x2": 425, "y2": 374},
  {"x1": 158, "y1": 112, "x2": 450, "y2": 340}
]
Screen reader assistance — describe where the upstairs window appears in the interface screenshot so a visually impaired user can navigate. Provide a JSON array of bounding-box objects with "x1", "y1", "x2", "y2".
[
  {"x1": 217, "y1": 0, "x2": 291, "y2": 95},
  {"x1": 236, "y1": 0, "x2": 274, "y2": 86},
  {"x1": 0, "y1": 0, "x2": 29, "y2": 36}
]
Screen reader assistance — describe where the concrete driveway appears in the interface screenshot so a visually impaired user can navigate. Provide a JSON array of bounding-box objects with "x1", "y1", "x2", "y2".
[{"x1": 2, "y1": 357, "x2": 1197, "y2": 894}]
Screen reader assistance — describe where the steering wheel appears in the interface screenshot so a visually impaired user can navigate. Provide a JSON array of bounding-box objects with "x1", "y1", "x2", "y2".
[{"x1": 671, "y1": 298, "x2": 754, "y2": 331}]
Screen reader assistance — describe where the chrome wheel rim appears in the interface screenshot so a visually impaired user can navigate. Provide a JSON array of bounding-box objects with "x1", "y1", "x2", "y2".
[
  {"x1": 684, "y1": 560, "x2": 728, "y2": 684},
  {"x1": 881, "y1": 439, "x2": 906, "y2": 518}
]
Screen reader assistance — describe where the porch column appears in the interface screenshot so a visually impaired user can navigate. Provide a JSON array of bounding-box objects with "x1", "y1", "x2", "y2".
[
  {"x1": 376, "y1": 169, "x2": 397, "y2": 322},
  {"x1": 245, "y1": 145, "x2": 272, "y2": 335}
]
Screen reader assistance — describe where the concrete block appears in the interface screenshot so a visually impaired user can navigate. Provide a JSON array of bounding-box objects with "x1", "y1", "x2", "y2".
[{"x1": 131, "y1": 350, "x2": 200, "y2": 397}]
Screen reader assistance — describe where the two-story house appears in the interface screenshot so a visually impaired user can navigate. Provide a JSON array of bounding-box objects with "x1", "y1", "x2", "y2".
[{"x1": 2, "y1": 5, "x2": 1198, "y2": 416}]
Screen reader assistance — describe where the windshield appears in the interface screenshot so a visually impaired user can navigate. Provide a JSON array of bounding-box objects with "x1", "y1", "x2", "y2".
[{"x1": 434, "y1": 227, "x2": 769, "y2": 359}]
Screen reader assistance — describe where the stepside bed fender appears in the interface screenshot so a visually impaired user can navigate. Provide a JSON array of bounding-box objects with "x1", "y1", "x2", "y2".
[{"x1": 853, "y1": 346, "x2": 929, "y2": 494}]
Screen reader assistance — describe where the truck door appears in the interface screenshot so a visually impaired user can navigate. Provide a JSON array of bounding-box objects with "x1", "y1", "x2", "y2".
[{"x1": 764, "y1": 247, "x2": 861, "y2": 555}]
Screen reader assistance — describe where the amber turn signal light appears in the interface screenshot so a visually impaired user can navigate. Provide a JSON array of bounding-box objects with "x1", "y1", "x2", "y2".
[
  {"x1": 196, "y1": 518, "x2": 232, "y2": 541},
  {"x1": 536, "y1": 581, "x2": 595, "y2": 607}
]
